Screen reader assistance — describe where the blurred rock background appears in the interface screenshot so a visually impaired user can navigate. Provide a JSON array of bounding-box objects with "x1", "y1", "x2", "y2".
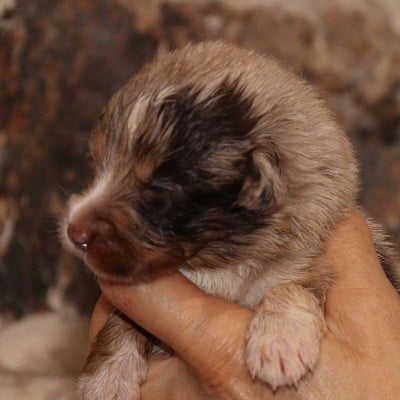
[{"x1": 0, "y1": 0, "x2": 399, "y2": 398}]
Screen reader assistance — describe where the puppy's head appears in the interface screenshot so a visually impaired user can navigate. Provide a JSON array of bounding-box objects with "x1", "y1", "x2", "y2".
[{"x1": 61, "y1": 77, "x2": 284, "y2": 282}]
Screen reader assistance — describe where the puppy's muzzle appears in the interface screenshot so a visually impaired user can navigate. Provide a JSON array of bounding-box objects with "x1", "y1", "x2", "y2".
[{"x1": 67, "y1": 216, "x2": 118, "y2": 254}]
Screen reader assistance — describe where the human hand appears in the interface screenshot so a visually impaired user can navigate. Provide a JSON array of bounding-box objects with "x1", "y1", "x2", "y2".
[{"x1": 92, "y1": 213, "x2": 400, "y2": 399}]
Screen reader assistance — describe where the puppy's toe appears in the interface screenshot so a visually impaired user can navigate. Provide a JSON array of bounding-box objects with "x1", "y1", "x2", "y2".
[
  {"x1": 246, "y1": 325, "x2": 320, "y2": 389},
  {"x1": 245, "y1": 284, "x2": 325, "y2": 389}
]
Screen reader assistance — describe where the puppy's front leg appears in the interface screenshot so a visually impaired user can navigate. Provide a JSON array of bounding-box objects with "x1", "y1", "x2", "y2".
[
  {"x1": 77, "y1": 311, "x2": 150, "y2": 400},
  {"x1": 245, "y1": 283, "x2": 325, "y2": 390}
]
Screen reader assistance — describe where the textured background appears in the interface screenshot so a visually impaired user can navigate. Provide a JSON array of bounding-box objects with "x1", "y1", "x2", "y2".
[{"x1": 0, "y1": 0, "x2": 399, "y2": 398}]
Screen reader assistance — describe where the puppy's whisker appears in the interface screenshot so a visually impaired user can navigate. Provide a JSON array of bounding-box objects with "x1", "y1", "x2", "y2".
[{"x1": 57, "y1": 185, "x2": 70, "y2": 200}]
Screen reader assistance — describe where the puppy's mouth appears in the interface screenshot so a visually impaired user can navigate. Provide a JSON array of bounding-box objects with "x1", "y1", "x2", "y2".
[{"x1": 65, "y1": 221, "x2": 187, "y2": 281}]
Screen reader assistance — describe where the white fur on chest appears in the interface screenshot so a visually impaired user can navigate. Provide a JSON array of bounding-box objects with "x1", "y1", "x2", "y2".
[
  {"x1": 179, "y1": 264, "x2": 250, "y2": 301},
  {"x1": 179, "y1": 260, "x2": 303, "y2": 309},
  {"x1": 179, "y1": 263, "x2": 268, "y2": 308}
]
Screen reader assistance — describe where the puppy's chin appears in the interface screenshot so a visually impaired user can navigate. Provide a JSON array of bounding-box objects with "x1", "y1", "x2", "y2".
[
  {"x1": 85, "y1": 256, "x2": 136, "y2": 283},
  {"x1": 86, "y1": 264, "x2": 136, "y2": 284},
  {"x1": 84, "y1": 244, "x2": 187, "y2": 283}
]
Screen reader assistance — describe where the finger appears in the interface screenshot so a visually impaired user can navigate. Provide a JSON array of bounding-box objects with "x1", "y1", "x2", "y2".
[{"x1": 100, "y1": 274, "x2": 252, "y2": 374}]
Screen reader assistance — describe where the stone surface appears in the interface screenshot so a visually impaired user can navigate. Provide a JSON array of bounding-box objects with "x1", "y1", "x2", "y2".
[
  {"x1": 0, "y1": 312, "x2": 89, "y2": 400},
  {"x1": 0, "y1": 373, "x2": 74, "y2": 400}
]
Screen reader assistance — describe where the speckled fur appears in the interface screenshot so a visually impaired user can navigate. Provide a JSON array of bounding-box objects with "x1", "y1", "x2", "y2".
[{"x1": 62, "y1": 42, "x2": 400, "y2": 399}]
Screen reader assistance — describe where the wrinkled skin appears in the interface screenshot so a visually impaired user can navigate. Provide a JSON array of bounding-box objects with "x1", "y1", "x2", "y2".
[{"x1": 90, "y1": 213, "x2": 400, "y2": 400}]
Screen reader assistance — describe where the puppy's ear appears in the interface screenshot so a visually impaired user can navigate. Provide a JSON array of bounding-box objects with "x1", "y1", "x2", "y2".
[{"x1": 236, "y1": 150, "x2": 285, "y2": 213}]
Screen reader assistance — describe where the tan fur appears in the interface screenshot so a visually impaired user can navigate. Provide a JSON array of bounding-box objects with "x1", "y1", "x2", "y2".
[
  {"x1": 61, "y1": 41, "x2": 400, "y2": 399},
  {"x1": 76, "y1": 313, "x2": 149, "y2": 400}
]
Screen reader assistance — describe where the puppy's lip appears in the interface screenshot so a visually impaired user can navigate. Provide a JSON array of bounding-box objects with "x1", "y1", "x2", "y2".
[
  {"x1": 98, "y1": 276, "x2": 131, "y2": 287},
  {"x1": 86, "y1": 262, "x2": 136, "y2": 284}
]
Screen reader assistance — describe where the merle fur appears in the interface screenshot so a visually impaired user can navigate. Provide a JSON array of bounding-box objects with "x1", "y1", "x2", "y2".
[{"x1": 135, "y1": 79, "x2": 270, "y2": 244}]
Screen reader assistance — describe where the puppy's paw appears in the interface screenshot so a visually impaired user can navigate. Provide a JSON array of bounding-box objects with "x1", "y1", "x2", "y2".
[
  {"x1": 245, "y1": 284, "x2": 325, "y2": 389},
  {"x1": 76, "y1": 343, "x2": 147, "y2": 400}
]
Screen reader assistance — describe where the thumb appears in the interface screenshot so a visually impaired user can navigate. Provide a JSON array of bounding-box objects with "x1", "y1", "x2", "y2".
[
  {"x1": 325, "y1": 212, "x2": 395, "y2": 292},
  {"x1": 323, "y1": 212, "x2": 400, "y2": 346}
]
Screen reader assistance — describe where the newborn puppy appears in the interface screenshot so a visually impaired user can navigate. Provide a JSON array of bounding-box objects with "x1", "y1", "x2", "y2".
[{"x1": 61, "y1": 41, "x2": 400, "y2": 399}]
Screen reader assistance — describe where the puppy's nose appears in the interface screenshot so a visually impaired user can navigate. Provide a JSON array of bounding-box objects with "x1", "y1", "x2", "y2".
[
  {"x1": 67, "y1": 218, "x2": 117, "y2": 252},
  {"x1": 67, "y1": 224, "x2": 91, "y2": 251}
]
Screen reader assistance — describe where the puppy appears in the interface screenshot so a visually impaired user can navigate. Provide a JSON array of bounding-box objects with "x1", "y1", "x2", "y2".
[{"x1": 61, "y1": 41, "x2": 400, "y2": 399}]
